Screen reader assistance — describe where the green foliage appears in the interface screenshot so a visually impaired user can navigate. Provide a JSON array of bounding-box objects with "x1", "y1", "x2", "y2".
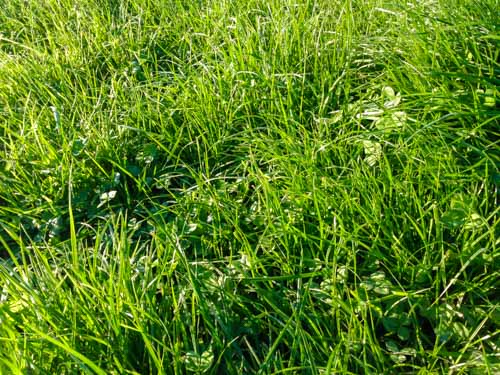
[{"x1": 0, "y1": 0, "x2": 499, "y2": 373}]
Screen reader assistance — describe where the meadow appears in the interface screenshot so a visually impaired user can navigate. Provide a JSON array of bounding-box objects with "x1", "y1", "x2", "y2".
[{"x1": 0, "y1": 0, "x2": 499, "y2": 373}]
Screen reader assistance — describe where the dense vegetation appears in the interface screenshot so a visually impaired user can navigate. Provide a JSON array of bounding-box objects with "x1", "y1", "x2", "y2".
[{"x1": 0, "y1": 0, "x2": 498, "y2": 373}]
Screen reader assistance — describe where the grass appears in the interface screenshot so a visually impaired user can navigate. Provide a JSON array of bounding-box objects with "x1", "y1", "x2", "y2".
[{"x1": 0, "y1": 0, "x2": 498, "y2": 373}]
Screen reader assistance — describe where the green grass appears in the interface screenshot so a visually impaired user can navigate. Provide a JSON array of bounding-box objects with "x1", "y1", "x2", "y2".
[{"x1": 0, "y1": 0, "x2": 498, "y2": 373}]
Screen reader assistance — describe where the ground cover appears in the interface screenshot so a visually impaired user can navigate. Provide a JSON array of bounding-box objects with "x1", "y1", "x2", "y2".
[{"x1": 0, "y1": 0, "x2": 499, "y2": 373}]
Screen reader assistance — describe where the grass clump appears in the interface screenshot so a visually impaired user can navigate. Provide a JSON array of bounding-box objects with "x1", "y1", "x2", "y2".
[{"x1": 0, "y1": 0, "x2": 499, "y2": 373}]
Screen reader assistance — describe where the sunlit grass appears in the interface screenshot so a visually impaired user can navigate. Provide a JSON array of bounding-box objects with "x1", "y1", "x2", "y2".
[{"x1": 0, "y1": 0, "x2": 499, "y2": 373}]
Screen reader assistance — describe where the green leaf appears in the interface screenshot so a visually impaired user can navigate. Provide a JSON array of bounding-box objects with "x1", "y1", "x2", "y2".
[
  {"x1": 362, "y1": 140, "x2": 382, "y2": 166},
  {"x1": 397, "y1": 326, "x2": 410, "y2": 341},
  {"x1": 385, "y1": 339, "x2": 399, "y2": 352},
  {"x1": 435, "y1": 325, "x2": 453, "y2": 344},
  {"x1": 451, "y1": 322, "x2": 469, "y2": 340},
  {"x1": 382, "y1": 86, "x2": 401, "y2": 108},
  {"x1": 373, "y1": 284, "x2": 390, "y2": 295},
  {"x1": 463, "y1": 212, "x2": 484, "y2": 230},
  {"x1": 390, "y1": 354, "x2": 407, "y2": 363},
  {"x1": 382, "y1": 86, "x2": 396, "y2": 99},
  {"x1": 98, "y1": 190, "x2": 117, "y2": 208},
  {"x1": 370, "y1": 271, "x2": 386, "y2": 281},
  {"x1": 441, "y1": 208, "x2": 467, "y2": 229},
  {"x1": 386, "y1": 339, "x2": 407, "y2": 362},
  {"x1": 382, "y1": 316, "x2": 400, "y2": 333},
  {"x1": 183, "y1": 346, "x2": 214, "y2": 373}
]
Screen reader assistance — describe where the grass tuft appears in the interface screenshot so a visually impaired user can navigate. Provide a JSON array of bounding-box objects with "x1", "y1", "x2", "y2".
[{"x1": 1, "y1": 0, "x2": 499, "y2": 373}]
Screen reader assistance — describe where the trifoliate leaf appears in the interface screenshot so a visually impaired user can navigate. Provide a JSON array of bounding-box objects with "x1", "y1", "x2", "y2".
[{"x1": 362, "y1": 140, "x2": 382, "y2": 166}]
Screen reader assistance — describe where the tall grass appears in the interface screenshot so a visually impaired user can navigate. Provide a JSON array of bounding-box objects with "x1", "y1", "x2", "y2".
[{"x1": 1, "y1": 0, "x2": 498, "y2": 373}]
